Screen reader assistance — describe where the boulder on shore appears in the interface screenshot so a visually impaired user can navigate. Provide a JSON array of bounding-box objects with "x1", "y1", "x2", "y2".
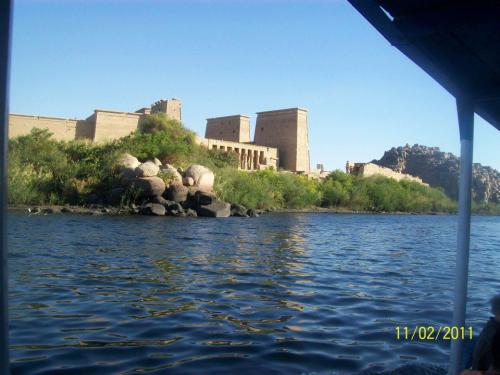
[
  {"x1": 119, "y1": 153, "x2": 140, "y2": 170},
  {"x1": 165, "y1": 182, "x2": 189, "y2": 203},
  {"x1": 139, "y1": 203, "x2": 166, "y2": 216},
  {"x1": 161, "y1": 164, "x2": 183, "y2": 183},
  {"x1": 167, "y1": 201, "x2": 183, "y2": 211},
  {"x1": 135, "y1": 161, "x2": 160, "y2": 178},
  {"x1": 230, "y1": 203, "x2": 248, "y2": 217},
  {"x1": 182, "y1": 177, "x2": 194, "y2": 186},
  {"x1": 247, "y1": 208, "x2": 260, "y2": 217},
  {"x1": 106, "y1": 187, "x2": 125, "y2": 206},
  {"x1": 153, "y1": 157, "x2": 162, "y2": 167},
  {"x1": 196, "y1": 201, "x2": 231, "y2": 218},
  {"x1": 194, "y1": 190, "x2": 217, "y2": 206},
  {"x1": 167, "y1": 202, "x2": 185, "y2": 216},
  {"x1": 131, "y1": 177, "x2": 166, "y2": 197},
  {"x1": 120, "y1": 167, "x2": 137, "y2": 185},
  {"x1": 181, "y1": 199, "x2": 195, "y2": 210},
  {"x1": 151, "y1": 195, "x2": 169, "y2": 206},
  {"x1": 184, "y1": 164, "x2": 215, "y2": 191}
]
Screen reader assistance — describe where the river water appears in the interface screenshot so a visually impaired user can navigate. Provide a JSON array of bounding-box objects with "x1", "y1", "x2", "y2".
[{"x1": 7, "y1": 212, "x2": 500, "y2": 374}]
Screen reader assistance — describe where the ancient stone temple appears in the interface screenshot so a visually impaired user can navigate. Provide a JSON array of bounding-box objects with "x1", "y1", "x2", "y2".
[
  {"x1": 254, "y1": 108, "x2": 310, "y2": 173},
  {"x1": 8, "y1": 98, "x2": 182, "y2": 143},
  {"x1": 203, "y1": 107, "x2": 311, "y2": 173},
  {"x1": 205, "y1": 115, "x2": 250, "y2": 143},
  {"x1": 8, "y1": 97, "x2": 313, "y2": 174},
  {"x1": 199, "y1": 138, "x2": 278, "y2": 171}
]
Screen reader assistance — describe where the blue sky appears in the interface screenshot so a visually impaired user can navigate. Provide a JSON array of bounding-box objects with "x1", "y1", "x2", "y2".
[{"x1": 10, "y1": 0, "x2": 500, "y2": 171}]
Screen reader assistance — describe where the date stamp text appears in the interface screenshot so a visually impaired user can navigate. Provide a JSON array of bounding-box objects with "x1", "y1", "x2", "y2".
[{"x1": 395, "y1": 326, "x2": 473, "y2": 341}]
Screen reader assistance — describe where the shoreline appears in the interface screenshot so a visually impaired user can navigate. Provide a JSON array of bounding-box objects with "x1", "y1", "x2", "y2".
[
  {"x1": 7, "y1": 204, "x2": 499, "y2": 216},
  {"x1": 7, "y1": 204, "x2": 127, "y2": 216},
  {"x1": 5, "y1": 204, "x2": 463, "y2": 216},
  {"x1": 273, "y1": 207, "x2": 449, "y2": 215}
]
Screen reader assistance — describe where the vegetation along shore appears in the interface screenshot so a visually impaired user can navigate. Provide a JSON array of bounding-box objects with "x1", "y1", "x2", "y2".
[{"x1": 8, "y1": 114, "x2": 500, "y2": 216}]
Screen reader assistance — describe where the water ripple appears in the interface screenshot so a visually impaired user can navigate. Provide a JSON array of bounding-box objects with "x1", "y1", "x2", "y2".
[{"x1": 7, "y1": 212, "x2": 500, "y2": 374}]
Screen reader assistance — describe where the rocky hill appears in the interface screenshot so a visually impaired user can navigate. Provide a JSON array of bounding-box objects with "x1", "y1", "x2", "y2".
[{"x1": 372, "y1": 144, "x2": 500, "y2": 203}]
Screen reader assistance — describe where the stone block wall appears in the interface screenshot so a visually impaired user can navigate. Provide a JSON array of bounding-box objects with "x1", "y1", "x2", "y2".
[
  {"x1": 8, "y1": 98, "x2": 183, "y2": 143},
  {"x1": 92, "y1": 110, "x2": 142, "y2": 143},
  {"x1": 75, "y1": 115, "x2": 96, "y2": 140},
  {"x1": 346, "y1": 161, "x2": 427, "y2": 185},
  {"x1": 205, "y1": 115, "x2": 251, "y2": 143},
  {"x1": 254, "y1": 108, "x2": 310, "y2": 172},
  {"x1": 8, "y1": 114, "x2": 79, "y2": 141},
  {"x1": 151, "y1": 98, "x2": 182, "y2": 122}
]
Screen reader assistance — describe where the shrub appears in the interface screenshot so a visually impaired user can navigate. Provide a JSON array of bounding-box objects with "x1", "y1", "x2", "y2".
[
  {"x1": 321, "y1": 180, "x2": 349, "y2": 207},
  {"x1": 8, "y1": 129, "x2": 78, "y2": 204},
  {"x1": 215, "y1": 168, "x2": 276, "y2": 209},
  {"x1": 117, "y1": 131, "x2": 191, "y2": 165},
  {"x1": 6, "y1": 128, "x2": 466, "y2": 214},
  {"x1": 471, "y1": 201, "x2": 500, "y2": 215},
  {"x1": 181, "y1": 146, "x2": 239, "y2": 171},
  {"x1": 215, "y1": 168, "x2": 321, "y2": 209},
  {"x1": 138, "y1": 113, "x2": 193, "y2": 140},
  {"x1": 320, "y1": 171, "x2": 456, "y2": 213},
  {"x1": 7, "y1": 126, "x2": 237, "y2": 206}
]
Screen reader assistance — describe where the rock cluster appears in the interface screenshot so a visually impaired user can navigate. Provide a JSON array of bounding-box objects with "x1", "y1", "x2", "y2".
[
  {"x1": 372, "y1": 144, "x2": 500, "y2": 203},
  {"x1": 106, "y1": 153, "x2": 258, "y2": 218}
]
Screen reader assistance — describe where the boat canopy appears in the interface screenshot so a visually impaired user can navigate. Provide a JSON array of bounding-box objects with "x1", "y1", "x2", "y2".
[
  {"x1": 348, "y1": 0, "x2": 500, "y2": 130},
  {"x1": 348, "y1": 1, "x2": 500, "y2": 374}
]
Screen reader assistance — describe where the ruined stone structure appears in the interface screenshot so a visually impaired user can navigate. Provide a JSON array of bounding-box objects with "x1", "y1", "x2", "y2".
[
  {"x1": 200, "y1": 138, "x2": 278, "y2": 170},
  {"x1": 203, "y1": 108, "x2": 311, "y2": 173},
  {"x1": 346, "y1": 161, "x2": 427, "y2": 185},
  {"x1": 205, "y1": 115, "x2": 250, "y2": 143},
  {"x1": 309, "y1": 164, "x2": 330, "y2": 179},
  {"x1": 8, "y1": 98, "x2": 182, "y2": 143},
  {"x1": 9, "y1": 98, "x2": 313, "y2": 174},
  {"x1": 254, "y1": 108, "x2": 310, "y2": 173},
  {"x1": 150, "y1": 98, "x2": 182, "y2": 121}
]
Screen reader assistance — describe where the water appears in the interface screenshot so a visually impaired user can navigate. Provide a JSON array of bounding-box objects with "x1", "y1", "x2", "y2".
[{"x1": 7, "y1": 212, "x2": 500, "y2": 374}]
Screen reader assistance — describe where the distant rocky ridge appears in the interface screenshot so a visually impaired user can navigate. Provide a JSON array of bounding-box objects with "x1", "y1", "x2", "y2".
[{"x1": 371, "y1": 144, "x2": 500, "y2": 203}]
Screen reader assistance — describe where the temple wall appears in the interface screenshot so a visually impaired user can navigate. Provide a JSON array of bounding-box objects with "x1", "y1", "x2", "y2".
[
  {"x1": 295, "y1": 109, "x2": 311, "y2": 173},
  {"x1": 8, "y1": 114, "x2": 78, "y2": 141},
  {"x1": 75, "y1": 115, "x2": 96, "y2": 140},
  {"x1": 201, "y1": 138, "x2": 278, "y2": 170},
  {"x1": 8, "y1": 98, "x2": 182, "y2": 143},
  {"x1": 254, "y1": 108, "x2": 310, "y2": 172},
  {"x1": 205, "y1": 115, "x2": 251, "y2": 143},
  {"x1": 92, "y1": 110, "x2": 141, "y2": 143},
  {"x1": 151, "y1": 98, "x2": 182, "y2": 122}
]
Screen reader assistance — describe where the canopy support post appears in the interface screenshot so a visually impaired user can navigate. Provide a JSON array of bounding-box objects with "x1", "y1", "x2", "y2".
[
  {"x1": 448, "y1": 97, "x2": 474, "y2": 375},
  {"x1": 0, "y1": 0, "x2": 13, "y2": 373}
]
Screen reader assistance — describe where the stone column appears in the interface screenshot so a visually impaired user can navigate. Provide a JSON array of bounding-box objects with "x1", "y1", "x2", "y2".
[
  {"x1": 247, "y1": 150, "x2": 253, "y2": 170},
  {"x1": 241, "y1": 149, "x2": 246, "y2": 169},
  {"x1": 235, "y1": 148, "x2": 240, "y2": 169}
]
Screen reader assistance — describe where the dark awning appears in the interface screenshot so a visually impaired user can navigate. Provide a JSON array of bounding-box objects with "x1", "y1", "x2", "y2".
[
  {"x1": 347, "y1": 3, "x2": 500, "y2": 374},
  {"x1": 348, "y1": 0, "x2": 500, "y2": 131}
]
